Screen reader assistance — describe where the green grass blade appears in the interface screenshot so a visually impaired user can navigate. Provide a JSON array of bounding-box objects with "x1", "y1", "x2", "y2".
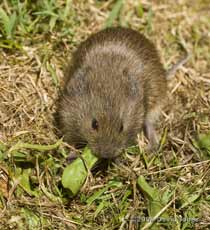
[
  {"x1": 0, "y1": 7, "x2": 10, "y2": 37},
  {"x1": 105, "y1": 0, "x2": 124, "y2": 28},
  {"x1": 0, "y1": 8, "x2": 17, "y2": 38}
]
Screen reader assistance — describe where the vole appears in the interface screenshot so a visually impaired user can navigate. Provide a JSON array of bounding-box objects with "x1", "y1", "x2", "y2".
[{"x1": 55, "y1": 27, "x2": 189, "y2": 159}]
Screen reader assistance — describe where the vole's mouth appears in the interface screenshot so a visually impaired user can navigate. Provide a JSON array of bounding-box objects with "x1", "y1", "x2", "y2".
[
  {"x1": 93, "y1": 150, "x2": 122, "y2": 159},
  {"x1": 100, "y1": 154, "x2": 116, "y2": 159}
]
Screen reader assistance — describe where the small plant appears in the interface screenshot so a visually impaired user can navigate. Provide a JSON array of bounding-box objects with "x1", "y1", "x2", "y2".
[{"x1": 0, "y1": 7, "x2": 17, "y2": 39}]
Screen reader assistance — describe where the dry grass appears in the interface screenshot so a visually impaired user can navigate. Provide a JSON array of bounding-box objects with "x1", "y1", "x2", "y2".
[{"x1": 0, "y1": 0, "x2": 210, "y2": 229}]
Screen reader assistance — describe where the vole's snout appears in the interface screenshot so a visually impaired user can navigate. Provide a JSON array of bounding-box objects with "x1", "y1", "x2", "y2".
[
  {"x1": 99, "y1": 152, "x2": 117, "y2": 159},
  {"x1": 93, "y1": 147, "x2": 121, "y2": 159}
]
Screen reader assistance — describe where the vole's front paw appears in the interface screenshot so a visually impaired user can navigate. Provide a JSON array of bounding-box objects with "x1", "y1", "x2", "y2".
[
  {"x1": 66, "y1": 151, "x2": 78, "y2": 163},
  {"x1": 143, "y1": 120, "x2": 159, "y2": 153},
  {"x1": 146, "y1": 141, "x2": 159, "y2": 154}
]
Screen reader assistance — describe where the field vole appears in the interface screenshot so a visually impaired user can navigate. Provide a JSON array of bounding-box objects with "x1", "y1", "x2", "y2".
[{"x1": 55, "y1": 27, "x2": 168, "y2": 159}]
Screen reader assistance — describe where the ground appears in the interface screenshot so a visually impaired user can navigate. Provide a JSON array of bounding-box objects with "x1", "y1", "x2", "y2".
[{"x1": 0, "y1": 0, "x2": 210, "y2": 229}]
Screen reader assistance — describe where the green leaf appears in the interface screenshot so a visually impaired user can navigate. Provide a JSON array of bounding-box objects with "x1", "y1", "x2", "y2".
[
  {"x1": 46, "y1": 62, "x2": 59, "y2": 86},
  {"x1": 137, "y1": 175, "x2": 159, "y2": 201},
  {"x1": 9, "y1": 139, "x2": 62, "y2": 153},
  {"x1": 18, "y1": 169, "x2": 39, "y2": 197},
  {"x1": 86, "y1": 187, "x2": 108, "y2": 205},
  {"x1": 61, "y1": 147, "x2": 98, "y2": 195},
  {"x1": 137, "y1": 176, "x2": 171, "y2": 218},
  {"x1": 180, "y1": 190, "x2": 202, "y2": 209},
  {"x1": 21, "y1": 208, "x2": 41, "y2": 229},
  {"x1": 197, "y1": 132, "x2": 210, "y2": 154},
  {"x1": 41, "y1": 184, "x2": 62, "y2": 203},
  {"x1": 94, "y1": 200, "x2": 109, "y2": 217},
  {"x1": 105, "y1": 0, "x2": 124, "y2": 28},
  {"x1": 12, "y1": 151, "x2": 28, "y2": 162},
  {"x1": 120, "y1": 189, "x2": 132, "y2": 206},
  {"x1": 86, "y1": 180, "x2": 122, "y2": 205}
]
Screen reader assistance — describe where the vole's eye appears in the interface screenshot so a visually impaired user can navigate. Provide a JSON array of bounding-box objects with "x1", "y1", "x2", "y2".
[
  {"x1": 119, "y1": 123, "x2": 123, "y2": 133},
  {"x1": 92, "y1": 118, "x2": 99, "y2": 131}
]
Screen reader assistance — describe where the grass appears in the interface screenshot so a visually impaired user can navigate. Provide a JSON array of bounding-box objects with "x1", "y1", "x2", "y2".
[{"x1": 0, "y1": 0, "x2": 210, "y2": 229}]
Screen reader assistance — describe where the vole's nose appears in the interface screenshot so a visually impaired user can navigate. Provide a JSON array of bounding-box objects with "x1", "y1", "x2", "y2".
[
  {"x1": 99, "y1": 151, "x2": 120, "y2": 159},
  {"x1": 92, "y1": 146, "x2": 120, "y2": 159},
  {"x1": 101, "y1": 152, "x2": 114, "y2": 159}
]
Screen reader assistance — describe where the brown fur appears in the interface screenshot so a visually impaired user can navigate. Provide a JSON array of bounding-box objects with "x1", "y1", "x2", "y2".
[{"x1": 55, "y1": 27, "x2": 167, "y2": 159}]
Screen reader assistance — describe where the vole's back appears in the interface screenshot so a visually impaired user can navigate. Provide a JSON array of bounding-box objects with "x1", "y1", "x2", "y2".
[
  {"x1": 67, "y1": 27, "x2": 166, "y2": 108},
  {"x1": 56, "y1": 27, "x2": 167, "y2": 159}
]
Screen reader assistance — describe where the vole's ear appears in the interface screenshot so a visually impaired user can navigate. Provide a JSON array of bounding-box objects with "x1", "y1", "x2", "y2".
[
  {"x1": 122, "y1": 67, "x2": 140, "y2": 99},
  {"x1": 119, "y1": 99, "x2": 135, "y2": 122},
  {"x1": 65, "y1": 66, "x2": 92, "y2": 97}
]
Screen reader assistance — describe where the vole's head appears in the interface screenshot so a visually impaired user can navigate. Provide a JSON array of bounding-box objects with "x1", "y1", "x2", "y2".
[
  {"x1": 63, "y1": 65, "x2": 145, "y2": 159},
  {"x1": 81, "y1": 98, "x2": 144, "y2": 159}
]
